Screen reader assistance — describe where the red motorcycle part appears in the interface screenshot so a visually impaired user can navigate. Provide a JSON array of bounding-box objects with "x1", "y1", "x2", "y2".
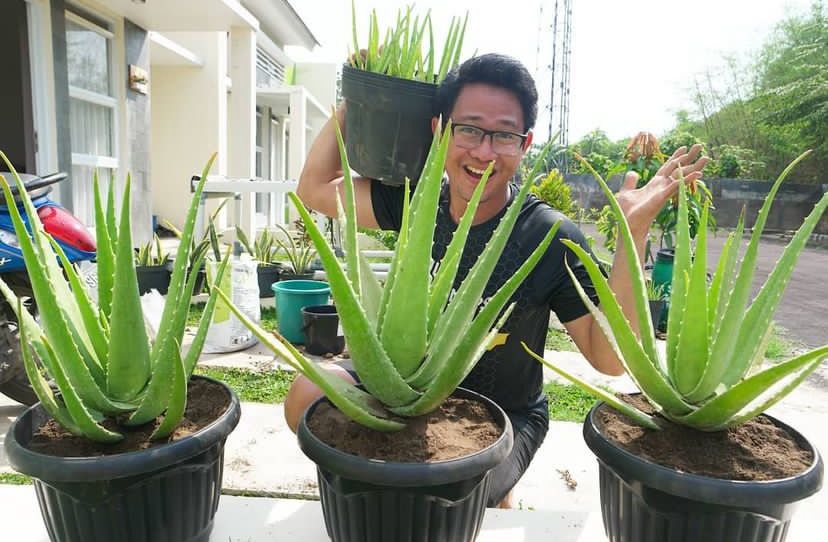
[{"x1": 38, "y1": 205, "x2": 96, "y2": 252}]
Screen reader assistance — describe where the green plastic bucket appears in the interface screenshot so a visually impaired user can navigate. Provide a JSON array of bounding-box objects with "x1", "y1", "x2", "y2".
[{"x1": 273, "y1": 280, "x2": 331, "y2": 344}]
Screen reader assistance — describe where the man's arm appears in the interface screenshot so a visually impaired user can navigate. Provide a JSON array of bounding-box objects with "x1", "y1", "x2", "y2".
[
  {"x1": 297, "y1": 104, "x2": 380, "y2": 229},
  {"x1": 564, "y1": 145, "x2": 709, "y2": 376}
]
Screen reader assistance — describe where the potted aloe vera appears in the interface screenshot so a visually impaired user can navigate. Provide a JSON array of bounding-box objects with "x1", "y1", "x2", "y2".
[
  {"x1": 343, "y1": 1, "x2": 468, "y2": 184},
  {"x1": 1, "y1": 152, "x2": 240, "y2": 542},
  {"x1": 235, "y1": 226, "x2": 285, "y2": 297},
  {"x1": 134, "y1": 233, "x2": 172, "y2": 294},
  {"x1": 219, "y1": 124, "x2": 559, "y2": 541},
  {"x1": 525, "y1": 151, "x2": 827, "y2": 542}
]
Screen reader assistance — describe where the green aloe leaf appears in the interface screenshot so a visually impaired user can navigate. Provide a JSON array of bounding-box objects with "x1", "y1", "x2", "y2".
[
  {"x1": 93, "y1": 173, "x2": 115, "y2": 321},
  {"x1": 289, "y1": 192, "x2": 420, "y2": 408},
  {"x1": 151, "y1": 339, "x2": 186, "y2": 440},
  {"x1": 332, "y1": 112, "x2": 361, "y2": 298},
  {"x1": 721, "y1": 192, "x2": 828, "y2": 387},
  {"x1": 561, "y1": 241, "x2": 692, "y2": 415},
  {"x1": 184, "y1": 249, "x2": 232, "y2": 376},
  {"x1": 107, "y1": 177, "x2": 152, "y2": 401},
  {"x1": 693, "y1": 151, "x2": 812, "y2": 402},
  {"x1": 215, "y1": 288, "x2": 404, "y2": 431},
  {"x1": 672, "y1": 199, "x2": 710, "y2": 395},
  {"x1": 376, "y1": 179, "x2": 410, "y2": 332},
  {"x1": 677, "y1": 345, "x2": 828, "y2": 430},
  {"x1": 379, "y1": 124, "x2": 451, "y2": 377},
  {"x1": 522, "y1": 344, "x2": 660, "y2": 430}
]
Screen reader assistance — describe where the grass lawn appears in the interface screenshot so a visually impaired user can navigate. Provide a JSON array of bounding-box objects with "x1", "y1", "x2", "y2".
[
  {"x1": 545, "y1": 327, "x2": 577, "y2": 352},
  {"x1": 544, "y1": 381, "x2": 600, "y2": 422},
  {"x1": 0, "y1": 473, "x2": 32, "y2": 485},
  {"x1": 194, "y1": 366, "x2": 295, "y2": 403}
]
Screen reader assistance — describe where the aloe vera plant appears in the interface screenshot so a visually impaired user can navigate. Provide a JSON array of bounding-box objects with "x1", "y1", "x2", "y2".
[
  {"x1": 217, "y1": 123, "x2": 559, "y2": 431},
  {"x1": 524, "y1": 151, "x2": 828, "y2": 431},
  {"x1": 134, "y1": 234, "x2": 170, "y2": 266},
  {"x1": 0, "y1": 152, "x2": 231, "y2": 443},
  {"x1": 349, "y1": 2, "x2": 468, "y2": 84}
]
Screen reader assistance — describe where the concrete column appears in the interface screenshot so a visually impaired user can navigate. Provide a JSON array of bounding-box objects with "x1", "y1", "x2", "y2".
[
  {"x1": 150, "y1": 32, "x2": 227, "y2": 231},
  {"x1": 228, "y1": 25, "x2": 256, "y2": 236},
  {"x1": 287, "y1": 87, "x2": 307, "y2": 183}
]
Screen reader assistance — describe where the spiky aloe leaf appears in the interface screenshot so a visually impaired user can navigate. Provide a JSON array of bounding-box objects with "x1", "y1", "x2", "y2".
[
  {"x1": 183, "y1": 249, "x2": 232, "y2": 376},
  {"x1": 130, "y1": 155, "x2": 217, "y2": 425},
  {"x1": 426, "y1": 162, "x2": 490, "y2": 338},
  {"x1": 289, "y1": 192, "x2": 420, "y2": 408},
  {"x1": 151, "y1": 339, "x2": 186, "y2": 440},
  {"x1": 561, "y1": 241, "x2": 693, "y2": 416},
  {"x1": 575, "y1": 154, "x2": 659, "y2": 366},
  {"x1": 376, "y1": 179, "x2": 410, "y2": 332},
  {"x1": 690, "y1": 151, "x2": 812, "y2": 402},
  {"x1": 379, "y1": 125, "x2": 451, "y2": 377},
  {"x1": 107, "y1": 177, "x2": 152, "y2": 401},
  {"x1": 332, "y1": 109, "x2": 361, "y2": 297},
  {"x1": 522, "y1": 344, "x2": 660, "y2": 429},
  {"x1": 676, "y1": 346, "x2": 828, "y2": 430},
  {"x1": 93, "y1": 173, "x2": 115, "y2": 320},
  {"x1": 396, "y1": 220, "x2": 561, "y2": 415},
  {"x1": 215, "y1": 288, "x2": 404, "y2": 431},
  {"x1": 672, "y1": 197, "x2": 711, "y2": 395}
]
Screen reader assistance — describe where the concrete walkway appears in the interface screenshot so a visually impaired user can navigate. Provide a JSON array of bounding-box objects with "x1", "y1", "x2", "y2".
[{"x1": 1, "y1": 337, "x2": 827, "y2": 540}]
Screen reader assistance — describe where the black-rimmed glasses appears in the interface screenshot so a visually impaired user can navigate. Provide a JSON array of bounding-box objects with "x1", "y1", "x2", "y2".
[{"x1": 450, "y1": 123, "x2": 528, "y2": 156}]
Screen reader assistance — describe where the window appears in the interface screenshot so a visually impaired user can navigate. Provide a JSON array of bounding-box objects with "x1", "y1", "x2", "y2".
[
  {"x1": 65, "y1": 9, "x2": 117, "y2": 224},
  {"x1": 255, "y1": 47, "x2": 285, "y2": 88}
]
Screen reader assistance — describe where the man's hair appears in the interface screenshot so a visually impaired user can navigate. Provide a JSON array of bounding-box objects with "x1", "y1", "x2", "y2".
[{"x1": 434, "y1": 53, "x2": 539, "y2": 132}]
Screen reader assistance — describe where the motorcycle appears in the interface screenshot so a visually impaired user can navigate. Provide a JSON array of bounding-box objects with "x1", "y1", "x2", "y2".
[{"x1": 0, "y1": 171, "x2": 96, "y2": 404}]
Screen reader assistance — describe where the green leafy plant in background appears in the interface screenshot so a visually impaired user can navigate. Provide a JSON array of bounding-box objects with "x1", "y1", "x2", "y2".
[
  {"x1": 273, "y1": 224, "x2": 317, "y2": 275},
  {"x1": 134, "y1": 234, "x2": 169, "y2": 266},
  {"x1": 348, "y1": 1, "x2": 468, "y2": 84},
  {"x1": 236, "y1": 226, "x2": 279, "y2": 265},
  {"x1": 524, "y1": 150, "x2": 828, "y2": 430},
  {"x1": 162, "y1": 197, "x2": 228, "y2": 270},
  {"x1": 645, "y1": 280, "x2": 667, "y2": 302},
  {"x1": 218, "y1": 124, "x2": 559, "y2": 431},
  {"x1": 530, "y1": 168, "x2": 577, "y2": 217},
  {"x1": 0, "y1": 153, "x2": 230, "y2": 443}
]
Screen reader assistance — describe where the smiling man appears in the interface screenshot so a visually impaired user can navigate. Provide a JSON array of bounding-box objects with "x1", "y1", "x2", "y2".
[{"x1": 292, "y1": 53, "x2": 707, "y2": 508}]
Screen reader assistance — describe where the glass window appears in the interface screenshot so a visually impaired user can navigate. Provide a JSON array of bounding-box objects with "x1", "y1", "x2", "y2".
[
  {"x1": 65, "y1": 18, "x2": 110, "y2": 95},
  {"x1": 69, "y1": 98, "x2": 113, "y2": 157}
]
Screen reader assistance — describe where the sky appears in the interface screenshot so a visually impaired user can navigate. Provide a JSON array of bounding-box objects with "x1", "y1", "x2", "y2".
[{"x1": 287, "y1": 0, "x2": 816, "y2": 143}]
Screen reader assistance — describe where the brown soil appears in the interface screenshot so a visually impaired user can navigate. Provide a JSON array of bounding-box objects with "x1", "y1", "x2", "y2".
[
  {"x1": 27, "y1": 379, "x2": 230, "y2": 457},
  {"x1": 597, "y1": 394, "x2": 814, "y2": 481},
  {"x1": 308, "y1": 397, "x2": 501, "y2": 462}
]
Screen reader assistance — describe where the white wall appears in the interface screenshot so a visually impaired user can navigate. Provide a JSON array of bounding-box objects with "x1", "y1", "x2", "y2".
[{"x1": 150, "y1": 32, "x2": 227, "y2": 230}]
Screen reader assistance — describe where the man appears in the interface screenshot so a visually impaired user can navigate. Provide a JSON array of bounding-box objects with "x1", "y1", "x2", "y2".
[{"x1": 289, "y1": 53, "x2": 707, "y2": 508}]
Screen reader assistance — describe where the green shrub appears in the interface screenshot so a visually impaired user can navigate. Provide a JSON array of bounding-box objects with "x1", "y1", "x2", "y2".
[{"x1": 530, "y1": 169, "x2": 577, "y2": 216}]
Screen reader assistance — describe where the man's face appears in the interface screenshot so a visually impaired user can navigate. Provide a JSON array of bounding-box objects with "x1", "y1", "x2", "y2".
[{"x1": 442, "y1": 83, "x2": 533, "y2": 220}]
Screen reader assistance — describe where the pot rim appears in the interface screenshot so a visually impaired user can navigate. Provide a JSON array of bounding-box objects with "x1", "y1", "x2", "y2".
[
  {"x1": 583, "y1": 400, "x2": 824, "y2": 506},
  {"x1": 4, "y1": 375, "x2": 241, "y2": 482},
  {"x1": 297, "y1": 386, "x2": 514, "y2": 487}
]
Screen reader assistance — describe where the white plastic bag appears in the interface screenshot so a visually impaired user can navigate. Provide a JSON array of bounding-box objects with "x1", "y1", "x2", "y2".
[{"x1": 203, "y1": 255, "x2": 260, "y2": 353}]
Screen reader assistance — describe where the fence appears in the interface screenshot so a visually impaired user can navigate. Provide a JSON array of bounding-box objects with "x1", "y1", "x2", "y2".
[{"x1": 564, "y1": 174, "x2": 828, "y2": 235}]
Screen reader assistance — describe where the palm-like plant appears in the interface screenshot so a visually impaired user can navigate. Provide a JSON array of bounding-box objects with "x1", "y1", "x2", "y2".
[
  {"x1": 218, "y1": 123, "x2": 559, "y2": 430},
  {"x1": 525, "y1": 151, "x2": 828, "y2": 431},
  {"x1": 0, "y1": 153, "x2": 230, "y2": 443},
  {"x1": 235, "y1": 226, "x2": 279, "y2": 265},
  {"x1": 272, "y1": 224, "x2": 317, "y2": 275},
  {"x1": 134, "y1": 234, "x2": 170, "y2": 266}
]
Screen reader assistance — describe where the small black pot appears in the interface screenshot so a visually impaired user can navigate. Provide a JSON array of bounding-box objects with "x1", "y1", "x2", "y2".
[
  {"x1": 136, "y1": 263, "x2": 172, "y2": 295},
  {"x1": 341, "y1": 64, "x2": 437, "y2": 186},
  {"x1": 648, "y1": 299, "x2": 665, "y2": 332},
  {"x1": 297, "y1": 387, "x2": 513, "y2": 542},
  {"x1": 4, "y1": 376, "x2": 241, "y2": 542},
  {"x1": 301, "y1": 304, "x2": 344, "y2": 356},
  {"x1": 583, "y1": 402, "x2": 824, "y2": 542},
  {"x1": 257, "y1": 263, "x2": 282, "y2": 298}
]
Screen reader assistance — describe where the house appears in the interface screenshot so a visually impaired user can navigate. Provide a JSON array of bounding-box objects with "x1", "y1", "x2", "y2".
[{"x1": 1, "y1": 0, "x2": 335, "y2": 244}]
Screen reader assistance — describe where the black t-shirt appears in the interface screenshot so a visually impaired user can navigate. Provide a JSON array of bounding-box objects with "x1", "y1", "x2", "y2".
[{"x1": 371, "y1": 180, "x2": 600, "y2": 412}]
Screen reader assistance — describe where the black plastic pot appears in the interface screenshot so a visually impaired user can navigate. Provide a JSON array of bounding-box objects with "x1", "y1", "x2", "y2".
[
  {"x1": 583, "y1": 402, "x2": 824, "y2": 542},
  {"x1": 280, "y1": 271, "x2": 315, "y2": 282},
  {"x1": 257, "y1": 263, "x2": 282, "y2": 298},
  {"x1": 301, "y1": 304, "x2": 344, "y2": 356},
  {"x1": 341, "y1": 64, "x2": 437, "y2": 186},
  {"x1": 648, "y1": 299, "x2": 665, "y2": 333},
  {"x1": 297, "y1": 387, "x2": 513, "y2": 542},
  {"x1": 136, "y1": 263, "x2": 172, "y2": 295},
  {"x1": 4, "y1": 376, "x2": 241, "y2": 542}
]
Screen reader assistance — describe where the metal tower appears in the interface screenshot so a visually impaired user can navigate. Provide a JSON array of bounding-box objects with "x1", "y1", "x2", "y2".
[{"x1": 539, "y1": 0, "x2": 573, "y2": 172}]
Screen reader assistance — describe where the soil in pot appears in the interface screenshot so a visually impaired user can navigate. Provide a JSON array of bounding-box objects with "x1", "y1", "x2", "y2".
[
  {"x1": 597, "y1": 394, "x2": 813, "y2": 480},
  {"x1": 26, "y1": 379, "x2": 230, "y2": 457},
  {"x1": 308, "y1": 396, "x2": 500, "y2": 462}
]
